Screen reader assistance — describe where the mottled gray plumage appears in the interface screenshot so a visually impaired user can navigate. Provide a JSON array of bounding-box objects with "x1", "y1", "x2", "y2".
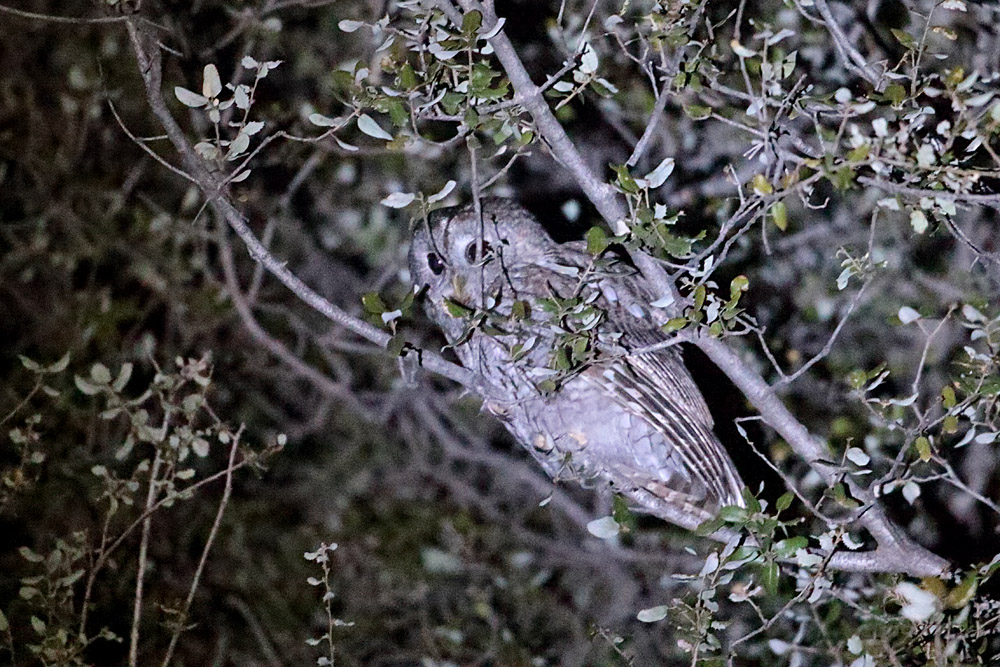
[{"x1": 409, "y1": 198, "x2": 745, "y2": 521}]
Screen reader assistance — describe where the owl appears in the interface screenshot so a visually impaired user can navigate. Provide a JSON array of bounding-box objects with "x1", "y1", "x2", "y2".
[{"x1": 408, "y1": 198, "x2": 745, "y2": 527}]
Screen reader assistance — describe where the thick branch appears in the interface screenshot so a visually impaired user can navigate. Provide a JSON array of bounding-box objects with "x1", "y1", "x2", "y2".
[
  {"x1": 451, "y1": 0, "x2": 681, "y2": 305},
  {"x1": 453, "y1": 2, "x2": 948, "y2": 576},
  {"x1": 693, "y1": 335, "x2": 949, "y2": 576}
]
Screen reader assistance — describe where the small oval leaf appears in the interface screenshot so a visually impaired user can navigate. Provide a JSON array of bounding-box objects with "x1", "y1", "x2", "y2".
[{"x1": 357, "y1": 114, "x2": 393, "y2": 141}]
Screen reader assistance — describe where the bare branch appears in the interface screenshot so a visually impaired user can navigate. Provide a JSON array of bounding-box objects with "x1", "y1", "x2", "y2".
[
  {"x1": 160, "y1": 433, "x2": 241, "y2": 667},
  {"x1": 0, "y1": 3, "x2": 129, "y2": 24},
  {"x1": 859, "y1": 176, "x2": 1000, "y2": 209},
  {"x1": 808, "y1": 0, "x2": 885, "y2": 90}
]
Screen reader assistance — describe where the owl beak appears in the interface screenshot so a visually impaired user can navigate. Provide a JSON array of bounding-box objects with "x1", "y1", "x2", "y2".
[{"x1": 450, "y1": 275, "x2": 467, "y2": 302}]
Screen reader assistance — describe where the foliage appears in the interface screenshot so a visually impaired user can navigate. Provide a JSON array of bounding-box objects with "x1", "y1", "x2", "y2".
[{"x1": 1, "y1": 0, "x2": 1000, "y2": 664}]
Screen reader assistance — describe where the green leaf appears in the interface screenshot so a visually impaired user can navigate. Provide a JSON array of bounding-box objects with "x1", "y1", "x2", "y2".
[
  {"x1": 847, "y1": 144, "x2": 870, "y2": 162},
  {"x1": 441, "y1": 90, "x2": 464, "y2": 114},
  {"x1": 113, "y1": 363, "x2": 133, "y2": 393},
  {"x1": 658, "y1": 231, "x2": 695, "y2": 257},
  {"x1": 661, "y1": 317, "x2": 688, "y2": 333},
  {"x1": 202, "y1": 64, "x2": 222, "y2": 98},
  {"x1": 18, "y1": 355, "x2": 40, "y2": 371},
  {"x1": 462, "y1": 10, "x2": 483, "y2": 35},
  {"x1": 742, "y1": 488, "x2": 761, "y2": 513},
  {"x1": 46, "y1": 352, "x2": 71, "y2": 373},
  {"x1": 586, "y1": 516, "x2": 619, "y2": 539},
  {"x1": 695, "y1": 517, "x2": 725, "y2": 536},
  {"x1": 832, "y1": 483, "x2": 861, "y2": 509},
  {"x1": 57, "y1": 569, "x2": 84, "y2": 588},
  {"x1": 751, "y1": 173, "x2": 773, "y2": 195},
  {"x1": 775, "y1": 491, "x2": 794, "y2": 512},
  {"x1": 444, "y1": 299, "x2": 473, "y2": 318},
  {"x1": 884, "y1": 83, "x2": 906, "y2": 107},
  {"x1": 775, "y1": 536, "x2": 808, "y2": 558},
  {"x1": 589, "y1": 78, "x2": 616, "y2": 97},
  {"x1": 612, "y1": 495, "x2": 636, "y2": 534},
  {"x1": 536, "y1": 379, "x2": 557, "y2": 394},
  {"x1": 636, "y1": 605, "x2": 669, "y2": 622},
  {"x1": 398, "y1": 63, "x2": 418, "y2": 89},
  {"x1": 90, "y1": 363, "x2": 111, "y2": 384},
  {"x1": 692, "y1": 285, "x2": 707, "y2": 311},
  {"x1": 19, "y1": 546, "x2": 44, "y2": 563},
  {"x1": 866, "y1": 363, "x2": 887, "y2": 381},
  {"x1": 943, "y1": 415, "x2": 959, "y2": 433},
  {"x1": 941, "y1": 385, "x2": 957, "y2": 408},
  {"x1": 684, "y1": 104, "x2": 712, "y2": 120},
  {"x1": 387, "y1": 100, "x2": 407, "y2": 127},
  {"x1": 771, "y1": 201, "x2": 788, "y2": 231},
  {"x1": 829, "y1": 167, "x2": 855, "y2": 191},
  {"x1": 585, "y1": 226, "x2": 610, "y2": 255},
  {"x1": 553, "y1": 346, "x2": 571, "y2": 371},
  {"x1": 759, "y1": 561, "x2": 780, "y2": 593},
  {"x1": 718, "y1": 505, "x2": 748, "y2": 524},
  {"x1": 945, "y1": 573, "x2": 978, "y2": 609},
  {"x1": 914, "y1": 436, "x2": 932, "y2": 463},
  {"x1": 387, "y1": 333, "x2": 408, "y2": 356},
  {"x1": 729, "y1": 275, "x2": 749, "y2": 300},
  {"x1": 30, "y1": 615, "x2": 46, "y2": 635},
  {"x1": 362, "y1": 292, "x2": 387, "y2": 314},
  {"x1": 612, "y1": 164, "x2": 639, "y2": 194},
  {"x1": 0, "y1": 608, "x2": 8, "y2": 632},
  {"x1": 357, "y1": 114, "x2": 393, "y2": 141},
  {"x1": 891, "y1": 29, "x2": 917, "y2": 50},
  {"x1": 847, "y1": 368, "x2": 868, "y2": 389},
  {"x1": 174, "y1": 86, "x2": 209, "y2": 108}
]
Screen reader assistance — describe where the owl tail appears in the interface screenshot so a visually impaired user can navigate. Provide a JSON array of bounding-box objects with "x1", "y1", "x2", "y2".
[{"x1": 629, "y1": 481, "x2": 726, "y2": 533}]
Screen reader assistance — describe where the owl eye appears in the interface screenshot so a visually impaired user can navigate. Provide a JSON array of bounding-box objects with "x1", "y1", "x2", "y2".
[
  {"x1": 464, "y1": 240, "x2": 492, "y2": 264},
  {"x1": 426, "y1": 252, "x2": 445, "y2": 275}
]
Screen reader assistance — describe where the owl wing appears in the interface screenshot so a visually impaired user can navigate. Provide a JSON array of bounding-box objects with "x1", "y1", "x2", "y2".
[
  {"x1": 586, "y1": 329, "x2": 746, "y2": 509},
  {"x1": 513, "y1": 245, "x2": 746, "y2": 509}
]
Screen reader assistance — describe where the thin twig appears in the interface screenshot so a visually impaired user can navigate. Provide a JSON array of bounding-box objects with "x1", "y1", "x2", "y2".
[
  {"x1": 809, "y1": 0, "x2": 884, "y2": 90},
  {"x1": 129, "y1": 449, "x2": 163, "y2": 667},
  {"x1": 0, "y1": 3, "x2": 128, "y2": 24},
  {"x1": 160, "y1": 433, "x2": 241, "y2": 667},
  {"x1": 777, "y1": 280, "x2": 871, "y2": 386}
]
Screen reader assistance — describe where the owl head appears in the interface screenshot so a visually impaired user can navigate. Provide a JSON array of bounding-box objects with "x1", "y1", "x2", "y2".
[{"x1": 408, "y1": 198, "x2": 554, "y2": 318}]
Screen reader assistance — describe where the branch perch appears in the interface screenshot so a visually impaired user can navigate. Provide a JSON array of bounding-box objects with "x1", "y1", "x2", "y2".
[{"x1": 449, "y1": 0, "x2": 948, "y2": 577}]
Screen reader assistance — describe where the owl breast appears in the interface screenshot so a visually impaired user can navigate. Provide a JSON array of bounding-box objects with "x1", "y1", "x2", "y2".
[{"x1": 457, "y1": 333, "x2": 709, "y2": 505}]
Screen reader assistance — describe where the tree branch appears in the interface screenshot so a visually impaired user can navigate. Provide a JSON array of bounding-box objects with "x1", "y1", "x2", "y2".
[
  {"x1": 124, "y1": 18, "x2": 477, "y2": 392},
  {"x1": 449, "y1": 0, "x2": 682, "y2": 307},
  {"x1": 692, "y1": 334, "x2": 948, "y2": 576},
  {"x1": 450, "y1": 1, "x2": 949, "y2": 576},
  {"x1": 808, "y1": 0, "x2": 885, "y2": 91}
]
